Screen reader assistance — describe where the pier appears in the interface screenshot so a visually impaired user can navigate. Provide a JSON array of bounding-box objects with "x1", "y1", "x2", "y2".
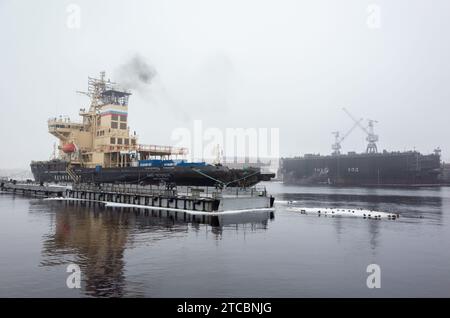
[
  {"x1": 0, "y1": 181, "x2": 66, "y2": 197},
  {"x1": 1, "y1": 181, "x2": 275, "y2": 213}
]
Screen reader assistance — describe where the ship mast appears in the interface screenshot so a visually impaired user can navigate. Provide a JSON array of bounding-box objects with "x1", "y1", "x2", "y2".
[{"x1": 77, "y1": 71, "x2": 125, "y2": 126}]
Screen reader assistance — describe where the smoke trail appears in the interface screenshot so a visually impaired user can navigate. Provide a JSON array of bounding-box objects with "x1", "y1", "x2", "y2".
[
  {"x1": 116, "y1": 54, "x2": 157, "y2": 90},
  {"x1": 115, "y1": 54, "x2": 190, "y2": 122}
]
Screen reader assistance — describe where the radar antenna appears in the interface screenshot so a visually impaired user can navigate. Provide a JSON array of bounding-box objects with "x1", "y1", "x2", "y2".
[{"x1": 76, "y1": 71, "x2": 125, "y2": 112}]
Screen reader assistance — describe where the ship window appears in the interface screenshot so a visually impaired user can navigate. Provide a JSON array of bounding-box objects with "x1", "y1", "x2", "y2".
[
  {"x1": 131, "y1": 139, "x2": 136, "y2": 145},
  {"x1": 111, "y1": 114, "x2": 118, "y2": 121},
  {"x1": 120, "y1": 115, "x2": 127, "y2": 122},
  {"x1": 117, "y1": 138, "x2": 123, "y2": 145},
  {"x1": 110, "y1": 137, "x2": 115, "y2": 144},
  {"x1": 124, "y1": 138, "x2": 129, "y2": 145},
  {"x1": 120, "y1": 123, "x2": 127, "y2": 130},
  {"x1": 111, "y1": 121, "x2": 118, "y2": 129}
]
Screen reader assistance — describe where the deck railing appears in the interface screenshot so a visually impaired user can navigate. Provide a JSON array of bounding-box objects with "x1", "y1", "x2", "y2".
[
  {"x1": 71, "y1": 183, "x2": 267, "y2": 199},
  {"x1": 137, "y1": 144, "x2": 188, "y2": 155}
]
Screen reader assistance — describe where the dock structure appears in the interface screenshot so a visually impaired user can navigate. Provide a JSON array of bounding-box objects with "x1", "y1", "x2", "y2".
[
  {"x1": 1, "y1": 181, "x2": 274, "y2": 213},
  {"x1": 0, "y1": 181, "x2": 66, "y2": 197}
]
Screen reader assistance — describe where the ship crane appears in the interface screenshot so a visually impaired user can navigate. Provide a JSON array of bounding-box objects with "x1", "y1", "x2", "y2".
[
  {"x1": 331, "y1": 117, "x2": 363, "y2": 155},
  {"x1": 343, "y1": 108, "x2": 379, "y2": 154}
]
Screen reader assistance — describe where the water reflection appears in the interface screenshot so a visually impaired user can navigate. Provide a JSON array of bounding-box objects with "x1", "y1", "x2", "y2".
[
  {"x1": 278, "y1": 187, "x2": 444, "y2": 251},
  {"x1": 280, "y1": 191, "x2": 444, "y2": 221},
  {"x1": 35, "y1": 201, "x2": 273, "y2": 297},
  {"x1": 367, "y1": 219, "x2": 381, "y2": 251},
  {"x1": 40, "y1": 203, "x2": 130, "y2": 297}
]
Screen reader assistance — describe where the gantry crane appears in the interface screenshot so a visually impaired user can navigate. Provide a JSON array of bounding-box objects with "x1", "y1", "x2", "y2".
[
  {"x1": 331, "y1": 117, "x2": 363, "y2": 155},
  {"x1": 342, "y1": 107, "x2": 379, "y2": 154}
]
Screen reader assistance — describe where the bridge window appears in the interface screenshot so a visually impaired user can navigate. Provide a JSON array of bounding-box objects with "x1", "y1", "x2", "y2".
[
  {"x1": 111, "y1": 121, "x2": 118, "y2": 129},
  {"x1": 110, "y1": 137, "x2": 116, "y2": 144}
]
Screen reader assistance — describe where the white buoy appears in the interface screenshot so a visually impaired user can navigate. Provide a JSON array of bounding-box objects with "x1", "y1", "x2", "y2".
[{"x1": 287, "y1": 207, "x2": 398, "y2": 220}]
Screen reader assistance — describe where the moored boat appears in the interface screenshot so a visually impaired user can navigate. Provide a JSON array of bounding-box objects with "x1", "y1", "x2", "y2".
[{"x1": 31, "y1": 72, "x2": 274, "y2": 187}]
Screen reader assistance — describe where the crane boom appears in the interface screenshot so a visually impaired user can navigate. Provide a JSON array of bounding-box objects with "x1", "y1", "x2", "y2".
[
  {"x1": 342, "y1": 107, "x2": 369, "y2": 134},
  {"x1": 339, "y1": 118, "x2": 363, "y2": 143},
  {"x1": 331, "y1": 117, "x2": 363, "y2": 155},
  {"x1": 342, "y1": 107, "x2": 379, "y2": 154}
]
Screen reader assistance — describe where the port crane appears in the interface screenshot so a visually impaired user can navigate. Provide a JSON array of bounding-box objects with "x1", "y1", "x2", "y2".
[
  {"x1": 331, "y1": 117, "x2": 363, "y2": 155},
  {"x1": 343, "y1": 108, "x2": 379, "y2": 154}
]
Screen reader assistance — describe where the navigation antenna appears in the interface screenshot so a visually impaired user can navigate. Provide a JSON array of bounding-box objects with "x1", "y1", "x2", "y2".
[
  {"x1": 343, "y1": 107, "x2": 379, "y2": 154},
  {"x1": 76, "y1": 71, "x2": 117, "y2": 112},
  {"x1": 213, "y1": 144, "x2": 224, "y2": 165},
  {"x1": 50, "y1": 142, "x2": 58, "y2": 160}
]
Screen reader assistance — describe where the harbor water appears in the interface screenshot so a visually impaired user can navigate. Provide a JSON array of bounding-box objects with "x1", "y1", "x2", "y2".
[{"x1": 0, "y1": 182, "x2": 450, "y2": 297}]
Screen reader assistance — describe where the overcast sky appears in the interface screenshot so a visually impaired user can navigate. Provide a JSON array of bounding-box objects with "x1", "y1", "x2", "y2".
[{"x1": 1, "y1": 0, "x2": 449, "y2": 168}]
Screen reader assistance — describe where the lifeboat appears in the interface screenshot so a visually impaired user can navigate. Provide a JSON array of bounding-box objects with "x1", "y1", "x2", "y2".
[{"x1": 62, "y1": 143, "x2": 76, "y2": 153}]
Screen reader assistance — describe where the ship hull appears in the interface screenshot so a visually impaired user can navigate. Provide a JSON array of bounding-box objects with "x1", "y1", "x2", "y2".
[
  {"x1": 280, "y1": 152, "x2": 441, "y2": 187},
  {"x1": 30, "y1": 160, "x2": 274, "y2": 187}
]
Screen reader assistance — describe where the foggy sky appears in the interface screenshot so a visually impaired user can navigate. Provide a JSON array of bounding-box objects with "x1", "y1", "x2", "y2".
[{"x1": 1, "y1": 0, "x2": 449, "y2": 168}]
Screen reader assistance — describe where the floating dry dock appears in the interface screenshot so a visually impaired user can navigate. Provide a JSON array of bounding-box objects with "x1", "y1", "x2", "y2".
[{"x1": 1, "y1": 181, "x2": 275, "y2": 213}]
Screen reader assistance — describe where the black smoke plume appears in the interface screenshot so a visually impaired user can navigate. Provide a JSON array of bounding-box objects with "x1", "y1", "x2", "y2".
[
  {"x1": 116, "y1": 54, "x2": 157, "y2": 90},
  {"x1": 115, "y1": 54, "x2": 190, "y2": 122}
]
